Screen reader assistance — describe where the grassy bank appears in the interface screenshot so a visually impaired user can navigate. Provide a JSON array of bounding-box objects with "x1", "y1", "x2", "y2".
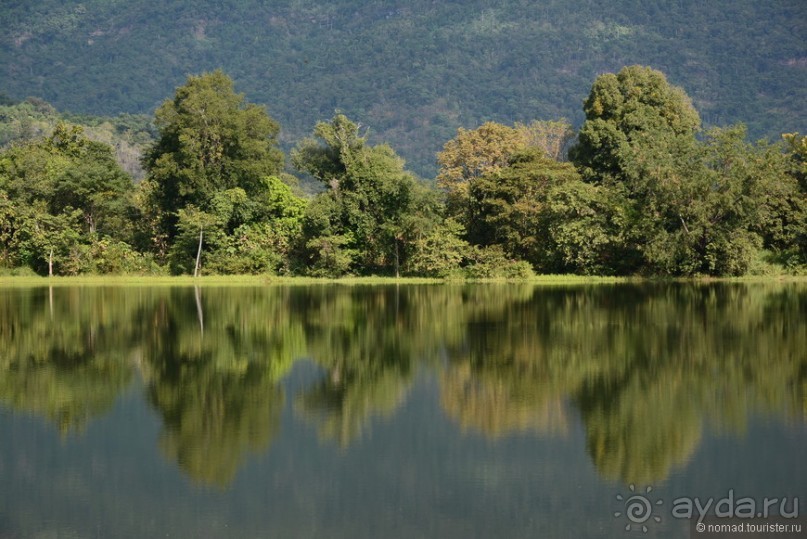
[
  {"x1": 0, "y1": 274, "x2": 630, "y2": 288},
  {"x1": 0, "y1": 273, "x2": 804, "y2": 288}
]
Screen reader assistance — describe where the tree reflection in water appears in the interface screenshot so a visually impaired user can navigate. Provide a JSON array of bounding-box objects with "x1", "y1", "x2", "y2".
[
  {"x1": 138, "y1": 287, "x2": 304, "y2": 487},
  {"x1": 0, "y1": 282, "x2": 803, "y2": 486}
]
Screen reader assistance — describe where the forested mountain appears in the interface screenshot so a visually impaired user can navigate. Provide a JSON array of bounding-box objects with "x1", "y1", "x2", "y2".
[
  {"x1": 1, "y1": 0, "x2": 804, "y2": 176},
  {"x1": 0, "y1": 97, "x2": 153, "y2": 179}
]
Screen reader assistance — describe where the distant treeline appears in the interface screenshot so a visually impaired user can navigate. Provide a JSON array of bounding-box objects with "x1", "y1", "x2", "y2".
[{"x1": 1, "y1": 66, "x2": 805, "y2": 277}]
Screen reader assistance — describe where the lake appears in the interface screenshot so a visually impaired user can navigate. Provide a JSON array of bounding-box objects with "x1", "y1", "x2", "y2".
[{"x1": 0, "y1": 283, "x2": 805, "y2": 538}]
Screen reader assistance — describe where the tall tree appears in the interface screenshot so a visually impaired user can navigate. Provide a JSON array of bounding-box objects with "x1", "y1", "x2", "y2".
[
  {"x1": 568, "y1": 66, "x2": 768, "y2": 275},
  {"x1": 1, "y1": 122, "x2": 133, "y2": 236},
  {"x1": 0, "y1": 122, "x2": 136, "y2": 274},
  {"x1": 569, "y1": 66, "x2": 804, "y2": 275},
  {"x1": 144, "y1": 70, "x2": 283, "y2": 241},
  {"x1": 468, "y1": 149, "x2": 619, "y2": 273},
  {"x1": 47, "y1": 124, "x2": 135, "y2": 237},
  {"x1": 294, "y1": 114, "x2": 435, "y2": 276},
  {"x1": 569, "y1": 65, "x2": 701, "y2": 185}
]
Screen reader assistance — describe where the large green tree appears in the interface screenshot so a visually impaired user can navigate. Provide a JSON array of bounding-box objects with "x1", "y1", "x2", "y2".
[
  {"x1": 568, "y1": 66, "x2": 803, "y2": 276},
  {"x1": 144, "y1": 70, "x2": 284, "y2": 241},
  {"x1": 294, "y1": 114, "x2": 438, "y2": 276},
  {"x1": 1, "y1": 123, "x2": 134, "y2": 238},
  {"x1": 468, "y1": 149, "x2": 619, "y2": 273},
  {"x1": 569, "y1": 65, "x2": 701, "y2": 184},
  {"x1": 0, "y1": 122, "x2": 138, "y2": 274},
  {"x1": 468, "y1": 150, "x2": 576, "y2": 259}
]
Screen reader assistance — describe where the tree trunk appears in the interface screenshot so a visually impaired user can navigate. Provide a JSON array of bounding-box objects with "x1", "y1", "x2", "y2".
[
  {"x1": 394, "y1": 240, "x2": 400, "y2": 278},
  {"x1": 48, "y1": 247, "x2": 53, "y2": 277},
  {"x1": 194, "y1": 227, "x2": 203, "y2": 277}
]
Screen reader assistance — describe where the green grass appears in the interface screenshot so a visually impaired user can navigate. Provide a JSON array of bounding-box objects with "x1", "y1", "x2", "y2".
[
  {"x1": 0, "y1": 273, "x2": 803, "y2": 288},
  {"x1": 0, "y1": 273, "x2": 627, "y2": 287}
]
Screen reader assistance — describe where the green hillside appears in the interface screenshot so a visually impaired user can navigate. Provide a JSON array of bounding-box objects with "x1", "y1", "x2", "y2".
[
  {"x1": 1, "y1": 0, "x2": 805, "y2": 176},
  {"x1": 0, "y1": 97, "x2": 154, "y2": 179}
]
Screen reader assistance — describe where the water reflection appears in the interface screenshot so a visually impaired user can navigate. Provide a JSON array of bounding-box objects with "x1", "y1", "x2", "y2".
[
  {"x1": 295, "y1": 287, "x2": 418, "y2": 447},
  {"x1": 0, "y1": 283, "x2": 804, "y2": 487},
  {"x1": 0, "y1": 287, "x2": 136, "y2": 435},
  {"x1": 439, "y1": 285, "x2": 571, "y2": 438},
  {"x1": 570, "y1": 285, "x2": 806, "y2": 483},
  {"x1": 136, "y1": 287, "x2": 304, "y2": 487}
]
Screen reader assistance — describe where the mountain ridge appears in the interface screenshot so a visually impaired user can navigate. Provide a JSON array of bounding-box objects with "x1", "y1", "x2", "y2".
[{"x1": 2, "y1": 0, "x2": 805, "y2": 176}]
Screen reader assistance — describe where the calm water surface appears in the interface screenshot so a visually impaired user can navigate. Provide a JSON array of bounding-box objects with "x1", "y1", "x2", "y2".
[{"x1": 0, "y1": 283, "x2": 805, "y2": 538}]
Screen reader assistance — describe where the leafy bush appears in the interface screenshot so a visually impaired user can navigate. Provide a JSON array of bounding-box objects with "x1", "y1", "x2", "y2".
[
  {"x1": 304, "y1": 234, "x2": 359, "y2": 277},
  {"x1": 405, "y1": 219, "x2": 468, "y2": 277},
  {"x1": 89, "y1": 237, "x2": 165, "y2": 275},
  {"x1": 463, "y1": 246, "x2": 535, "y2": 279}
]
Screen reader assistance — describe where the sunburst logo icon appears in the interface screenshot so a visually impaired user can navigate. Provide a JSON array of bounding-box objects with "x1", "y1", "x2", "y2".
[{"x1": 614, "y1": 484, "x2": 663, "y2": 533}]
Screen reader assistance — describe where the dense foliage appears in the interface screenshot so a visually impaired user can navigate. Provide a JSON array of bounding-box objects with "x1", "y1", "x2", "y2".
[
  {"x1": 293, "y1": 114, "x2": 443, "y2": 276},
  {"x1": 0, "y1": 0, "x2": 804, "y2": 177},
  {"x1": 0, "y1": 97, "x2": 154, "y2": 179},
  {"x1": 0, "y1": 122, "x2": 157, "y2": 274},
  {"x1": 1, "y1": 68, "x2": 805, "y2": 277},
  {"x1": 569, "y1": 67, "x2": 806, "y2": 275}
]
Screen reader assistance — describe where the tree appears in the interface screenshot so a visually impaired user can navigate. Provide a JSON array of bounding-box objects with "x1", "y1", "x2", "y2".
[
  {"x1": 618, "y1": 124, "x2": 805, "y2": 276},
  {"x1": 144, "y1": 70, "x2": 283, "y2": 241},
  {"x1": 294, "y1": 114, "x2": 434, "y2": 276},
  {"x1": 540, "y1": 180, "x2": 625, "y2": 275},
  {"x1": 566, "y1": 66, "x2": 793, "y2": 276},
  {"x1": 14, "y1": 202, "x2": 83, "y2": 276},
  {"x1": 0, "y1": 123, "x2": 125, "y2": 222},
  {"x1": 436, "y1": 121, "x2": 531, "y2": 227},
  {"x1": 701, "y1": 127, "x2": 805, "y2": 272},
  {"x1": 206, "y1": 176, "x2": 307, "y2": 275},
  {"x1": 437, "y1": 120, "x2": 575, "y2": 234},
  {"x1": 46, "y1": 124, "x2": 135, "y2": 237},
  {"x1": 437, "y1": 122, "x2": 530, "y2": 198},
  {"x1": 0, "y1": 122, "x2": 137, "y2": 274},
  {"x1": 292, "y1": 113, "x2": 366, "y2": 185},
  {"x1": 0, "y1": 191, "x2": 18, "y2": 268},
  {"x1": 469, "y1": 149, "x2": 572, "y2": 253},
  {"x1": 569, "y1": 65, "x2": 701, "y2": 185},
  {"x1": 467, "y1": 149, "x2": 617, "y2": 273},
  {"x1": 404, "y1": 218, "x2": 469, "y2": 277}
]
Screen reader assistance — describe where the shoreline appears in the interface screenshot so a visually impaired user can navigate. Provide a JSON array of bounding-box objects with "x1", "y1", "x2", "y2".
[{"x1": 0, "y1": 274, "x2": 805, "y2": 287}]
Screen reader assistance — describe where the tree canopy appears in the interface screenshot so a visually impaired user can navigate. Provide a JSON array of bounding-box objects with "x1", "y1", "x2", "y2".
[
  {"x1": 144, "y1": 70, "x2": 284, "y2": 240},
  {"x1": 568, "y1": 66, "x2": 805, "y2": 276},
  {"x1": 0, "y1": 66, "x2": 804, "y2": 277},
  {"x1": 294, "y1": 114, "x2": 441, "y2": 277}
]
